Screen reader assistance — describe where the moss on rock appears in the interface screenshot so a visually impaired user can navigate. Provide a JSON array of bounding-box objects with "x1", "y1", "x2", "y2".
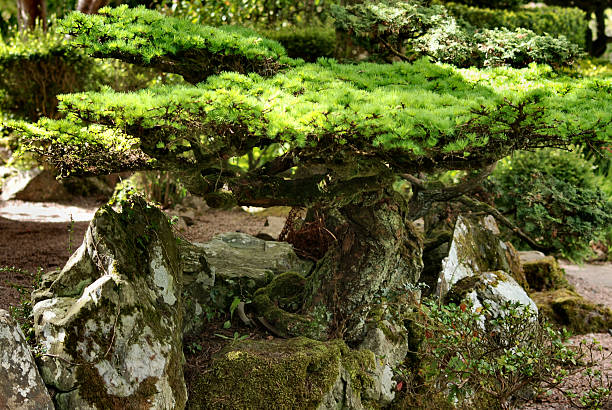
[
  {"x1": 522, "y1": 256, "x2": 570, "y2": 292},
  {"x1": 188, "y1": 337, "x2": 356, "y2": 409},
  {"x1": 531, "y1": 288, "x2": 612, "y2": 334},
  {"x1": 252, "y1": 272, "x2": 329, "y2": 340}
]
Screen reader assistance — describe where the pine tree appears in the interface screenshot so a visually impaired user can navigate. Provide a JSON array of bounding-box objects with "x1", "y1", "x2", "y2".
[{"x1": 9, "y1": 5, "x2": 611, "y2": 341}]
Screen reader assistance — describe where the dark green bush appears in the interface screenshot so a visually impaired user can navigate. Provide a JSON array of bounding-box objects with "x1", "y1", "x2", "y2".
[
  {"x1": 260, "y1": 27, "x2": 335, "y2": 62},
  {"x1": 488, "y1": 149, "x2": 612, "y2": 262},
  {"x1": 332, "y1": 0, "x2": 582, "y2": 68},
  {"x1": 0, "y1": 27, "x2": 97, "y2": 120},
  {"x1": 443, "y1": 3, "x2": 587, "y2": 49},
  {"x1": 440, "y1": 0, "x2": 527, "y2": 10}
]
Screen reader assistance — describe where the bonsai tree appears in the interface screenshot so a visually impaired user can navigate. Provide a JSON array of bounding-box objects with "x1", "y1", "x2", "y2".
[{"x1": 10, "y1": 5, "x2": 611, "y2": 342}]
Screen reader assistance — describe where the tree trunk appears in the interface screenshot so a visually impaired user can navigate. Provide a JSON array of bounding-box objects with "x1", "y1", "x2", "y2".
[
  {"x1": 76, "y1": 0, "x2": 107, "y2": 14},
  {"x1": 303, "y1": 196, "x2": 423, "y2": 343},
  {"x1": 591, "y1": 6, "x2": 610, "y2": 57},
  {"x1": 16, "y1": 0, "x2": 46, "y2": 30}
]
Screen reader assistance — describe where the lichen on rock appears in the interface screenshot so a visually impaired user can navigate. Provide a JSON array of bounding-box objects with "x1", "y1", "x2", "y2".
[
  {"x1": 0, "y1": 309, "x2": 54, "y2": 410},
  {"x1": 437, "y1": 216, "x2": 527, "y2": 299},
  {"x1": 445, "y1": 270, "x2": 538, "y2": 318},
  {"x1": 32, "y1": 196, "x2": 187, "y2": 409}
]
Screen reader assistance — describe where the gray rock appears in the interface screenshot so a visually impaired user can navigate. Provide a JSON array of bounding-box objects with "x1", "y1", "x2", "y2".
[
  {"x1": 179, "y1": 240, "x2": 215, "y2": 336},
  {"x1": 0, "y1": 309, "x2": 54, "y2": 410},
  {"x1": 33, "y1": 197, "x2": 187, "y2": 409},
  {"x1": 437, "y1": 216, "x2": 526, "y2": 298},
  {"x1": 193, "y1": 232, "x2": 313, "y2": 308},
  {"x1": 358, "y1": 324, "x2": 408, "y2": 405},
  {"x1": 0, "y1": 168, "x2": 70, "y2": 201}
]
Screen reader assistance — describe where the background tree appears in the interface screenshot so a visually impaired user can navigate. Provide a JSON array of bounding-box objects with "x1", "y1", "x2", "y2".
[{"x1": 16, "y1": 0, "x2": 46, "y2": 30}]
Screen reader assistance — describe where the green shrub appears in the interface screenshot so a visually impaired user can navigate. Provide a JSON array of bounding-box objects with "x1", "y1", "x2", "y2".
[
  {"x1": 488, "y1": 149, "x2": 612, "y2": 262},
  {"x1": 0, "y1": 26, "x2": 97, "y2": 120},
  {"x1": 332, "y1": 0, "x2": 582, "y2": 68},
  {"x1": 398, "y1": 300, "x2": 612, "y2": 409},
  {"x1": 415, "y1": 26, "x2": 583, "y2": 68},
  {"x1": 162, "y1": 0, "x2": 334, "y2": 27},
  {"x1": 260, "y1": 26, "x2": 335, "y2": 62},
  {"x1": 443, "y1": 3, "x2": 587, "y2": 49}
]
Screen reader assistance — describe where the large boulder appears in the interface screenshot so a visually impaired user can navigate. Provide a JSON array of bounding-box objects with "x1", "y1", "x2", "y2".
[
  {"x1": 437, "y1": 215, "x2": 526, "y2": 298},
  {"x1": 0, "y1": 167, "x2": 69, "y2": 201},
  {"x1": 520, "y1": 252, "x2": 612, "y2": 333},
  {"x1": 187, "y1": 336, "x2": 380, "y2": 410},
  {"x1": 0, "y1": 309, "x2": 54, "y2": 410},
  {"x1": 185, "y1": 232, "x2": 313, "y2": 308},
  {"x1": 435, "y1": 216, "x2": 536, "y2": 316},
  {"x1": 32, "y1": 197, "x2": 187, "y2": 409},
  {"x1": 179, "y1": 232, "x2": 313, "y2": 336}
]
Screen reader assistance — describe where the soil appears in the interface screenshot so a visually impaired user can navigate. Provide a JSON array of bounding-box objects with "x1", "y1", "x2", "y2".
[{"x1": 1, "y1": 198, "x2": 611, "y2": 408}]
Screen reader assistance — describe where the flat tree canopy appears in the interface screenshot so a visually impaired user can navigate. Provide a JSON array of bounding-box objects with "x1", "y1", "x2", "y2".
[{"x1": 12, "y1": 7, "x2": 612, "y2": 209}]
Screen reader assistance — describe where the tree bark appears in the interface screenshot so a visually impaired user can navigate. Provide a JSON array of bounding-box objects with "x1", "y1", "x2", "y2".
[
  {"x1": 76, "y1": 0, "x2": 107, "y2": 14},
  {"x1": 302, "y1": 195, "x2": 423, "y2": 343},
  {"x1": 16, "y1": 0, "x2": 46, "y2": 30},
  {"x1": 591, "y1": 6, "x2": 610, "y2": 57}
]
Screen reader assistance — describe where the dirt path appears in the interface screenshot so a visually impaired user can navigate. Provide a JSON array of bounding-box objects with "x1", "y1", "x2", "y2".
[{"x1": 561, "y1": 260, "x2": 612, "y2": 310}]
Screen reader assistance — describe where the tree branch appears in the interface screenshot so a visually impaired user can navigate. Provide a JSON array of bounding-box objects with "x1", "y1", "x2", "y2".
[{"x1": 457, "y1": 195, "x2": 552, "y2": 253}]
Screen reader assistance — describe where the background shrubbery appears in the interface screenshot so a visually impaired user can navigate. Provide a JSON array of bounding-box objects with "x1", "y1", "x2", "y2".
[
  {"x1": 441, "y1": 2, "x2": 587, "y2": 49},
  {"x1": 487, "y1": 149, "x2": 612, "y2": 262}
]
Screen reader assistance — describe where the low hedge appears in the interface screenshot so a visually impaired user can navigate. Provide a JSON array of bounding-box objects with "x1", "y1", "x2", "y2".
[
  {"x1": 0, "y1": 28, "x2": 97, "y2": 120},
  {"x1": 260, "y1": 26, "x2": 335, "y2": 62}
]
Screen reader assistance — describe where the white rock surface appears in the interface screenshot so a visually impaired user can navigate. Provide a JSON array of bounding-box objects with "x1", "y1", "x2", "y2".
[
  {"x1": 33, "y1": 198, "x2": 187, "y2": 409},
  {"x1": 0, "y1": 309, "x2": 54, "y2": 410}
]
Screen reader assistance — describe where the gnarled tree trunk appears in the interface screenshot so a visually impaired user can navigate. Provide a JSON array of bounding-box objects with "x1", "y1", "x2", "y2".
[{"x1": 303, "y1": 195, "x2": 423, "y2": 343}]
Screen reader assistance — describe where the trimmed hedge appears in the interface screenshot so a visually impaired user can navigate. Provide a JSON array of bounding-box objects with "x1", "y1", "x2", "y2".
[
  {"x1": 260, "y1": 27, "x2": 335, "y2": 62},
  {"x1": 443, "y1": 3, "x2": 587, "y2": 49},
  {"x1": 0, "y1": 28, "x2": 97, "y2": 120},
  {"x1": 440, "y1": 0, "x2": 527, "y2": 10}
]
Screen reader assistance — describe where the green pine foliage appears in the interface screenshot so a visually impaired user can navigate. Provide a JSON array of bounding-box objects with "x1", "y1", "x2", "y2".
[
  {"x1": 11, "y1": 58, "x2": 612, "y2": 178},
  {"x1": 442, "y1": 2, "x2": 587, "y2": 49},
  {"x1": 4, "y1": 6, "x2": 611, "y2": 214},
  {"x1": 331, "y1": 0, "x2": 583, "y2": 68},
  {"x1": 60, "y1": 5, "x2": 292, "y2": 83}
]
